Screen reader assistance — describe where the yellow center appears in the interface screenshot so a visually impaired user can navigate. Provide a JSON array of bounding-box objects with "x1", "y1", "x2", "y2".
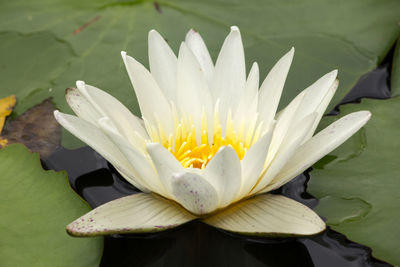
[{"x1": 145, "y1": 109, "x2": 264, "y2": 170}]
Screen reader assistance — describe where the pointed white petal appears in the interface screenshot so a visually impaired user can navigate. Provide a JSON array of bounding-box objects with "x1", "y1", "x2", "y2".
[
  {"x1": 303, "y1": 79, "x2": 339, "y2": 141},
  {"x1": 263, "y1": 111, "x2": 372, "y2": 192},
  {"x1": 252, "y1": 112, "x2": 317, "y2": 194},
  {"x1": 177, "y1": 42, "x2": 213, "y2": 143},
  {"x1": 146, "y1": 143, "x2": 184, "y2": 195},
  {"x1": 211, "y1": 26, "x2": 246, "y2": 127},
  {"x1": 238, "y1": 130, "x2": 273, "y2": 198},
  {"x1": 67, "y1": 193, "x2": 196, "y2": 236},
  {"x1": 203, "y1": 194, "x2": 325, "y2": 236},
  {"x1": 258, "y1": 47, "x2": 294, "y2": 128},
  {"x1": 54, "y1": 111, "x2": 149, "y2": 192},
  {"x1": 203, "y1": 146, "x2": 242, "y2": 208},
  {"x1": 75, "y1": 81, "x2": 149, "y2": 141},
  {"x1": 185, "y1": 29, "x2": 214, "y2": 83},
  {"x1": 171, "y1": 172, "x2": 219, "y2": 215},
  {"x1": 148, "y1": 30, "x2": 177, "y2": 103},
  {"x1": 98, "y1": 118, "x2": 168, "y2": 197},
  {"x1": 296, "y1": 70, "x2": 337, "y2": 121},
  {"x1": 65, "y1": 87, "x2": 102, "y2": 125},
  {"x1": 121, "y1": 52, "x2": 173, "y2": 136},
  {"x1": 266, "y1": 91, "x2": 305, "y2": 162},
  {"x1": 234, "y1": 62, "x2": 259, "y2": 126},
  {"x1": 291, "y1": 70, "x2": 338, "y2": 143}
]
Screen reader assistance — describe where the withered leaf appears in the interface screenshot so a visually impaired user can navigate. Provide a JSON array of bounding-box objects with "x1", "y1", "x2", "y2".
[{"x1": 2, "y1": 98, "x2": 61, "y2": 159}]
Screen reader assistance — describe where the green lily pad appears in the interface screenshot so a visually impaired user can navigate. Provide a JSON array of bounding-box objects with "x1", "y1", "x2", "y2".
[
  {"x1": 391, "y1": 38, "x2": 400, "y2": 97},
  {"x1": 308, "y1": 97, "x2": 400, "y2": 265},
  {"x1": 0, "y1": 144, "x2": 102, "y2": 266},
  {"x1": 0, "y1": 31, "x2": 74, "y2": 116},
  {"x1": 0, "y1": 0, "x2": 399, "y2": 148}
]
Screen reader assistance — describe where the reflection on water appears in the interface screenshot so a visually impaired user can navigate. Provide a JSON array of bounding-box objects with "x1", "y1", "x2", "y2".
[{"x1": 44, "y1": 147, "x2": 389, "y2": 267}]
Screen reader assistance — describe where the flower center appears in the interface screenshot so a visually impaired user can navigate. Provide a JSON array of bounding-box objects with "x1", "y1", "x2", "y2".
[{"x1": 156, "y1": 111, "x2": 263, "y2": 169}]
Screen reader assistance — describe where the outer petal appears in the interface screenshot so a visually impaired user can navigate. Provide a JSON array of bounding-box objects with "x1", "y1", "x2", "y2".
[
  {"x1": 171, "y1": 172, "x2": 219, "y2": 215},
  {"x1": 146, "y1": 143, "x2": 184, "y2": 196},
  {"x1": 211, "y1": 26, "x2": 246, "y2": 130},
  {"x1": 266, "y1": 91, "x2": 305, "y2": 163},
  {"x1": 291, "y1": 70, "x2": 338, "y2": 143},
  {"x1": 185, "y1": 29, "x2": 214, "y2": 83},
  {"x1": 67, "y1": 193, "x2": 196, "y2": 236},
  {"x1": 258, "y1": 47, "x2": 294, "y2": 129},
  {"x1": 303, "y1": 79, "x2": 339, "y2": 142},
  {"x1": 262, "y1": 111, "x2": 372, "y2": 192},
  {"x1": 294, "y1": 70, "x2": 337, "y2": 123},
  {"x1": 121, "y1": 52, "x2": 174, "y2": 136},
  {"x1": 75, "y1": 81, "x2": 149, "y2": 141},
  {"x1": 148, "y1": 30, "x2": 177, "y2": 103},
  {"x1": 65, "y1": 87, "x2": 102, "y2": 125},
  {"x1": 238, "y1": 130, "x2": 273, "y2": 198},
  {"x1": 203, "y1": 194, "x2": 325, "y2": 236},
  {"x1": 252, "y1": 112, "x2": 317, "y2": 194},
  {"x1": 203, "y1": 146, "x2": 242, "y2": 208},
  {"x1": 54, "y1": 111, "x2": 149, "y2": 192},
  {"x1": 98, "y1": 118, "x2": 167, "y2": 197}
]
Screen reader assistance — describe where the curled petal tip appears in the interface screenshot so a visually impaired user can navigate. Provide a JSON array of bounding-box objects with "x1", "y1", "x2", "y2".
[
  {"x1": 76, "y1": 80, "x2": 85, "y2": 87},
  {"x1": 230, "y1": 25, "x2": 240, "y2": 31},
  {"x1": 53, "y1": 110, "x2": 60, "y2": 117},
  {"x1": 364, "y1": 110, "x2": 372, "y2": 119},
  {"x1": 148, "y1": 29, "x2": 161, "y2": 39}
]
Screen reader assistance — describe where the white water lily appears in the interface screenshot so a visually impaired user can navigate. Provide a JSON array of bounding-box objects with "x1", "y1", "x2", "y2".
[{"x1": 55, "y1": 26, "x2": 371, "y2": 237}]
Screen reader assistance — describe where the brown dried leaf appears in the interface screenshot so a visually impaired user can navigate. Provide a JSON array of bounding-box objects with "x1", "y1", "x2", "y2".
[{"x1": 2, "y1": 98, "x2": 61, "y2": 159}]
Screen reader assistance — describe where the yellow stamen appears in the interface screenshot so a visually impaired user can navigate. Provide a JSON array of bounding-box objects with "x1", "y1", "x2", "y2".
[{"x1": 150, "y1": 106, "x2": 264, "y2": 169}]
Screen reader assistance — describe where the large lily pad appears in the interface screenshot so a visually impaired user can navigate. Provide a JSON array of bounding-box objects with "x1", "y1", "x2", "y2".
[
  {"x1": 308, "y1": 97, "x2": 400, "y2": 265},
  {"x1": 0, "y1": 0, "x2": 399, "y2": 147},
  {"x1": 0, "y1": 144, "x2": 102, "y2": 266},
  {"x1": 391, "y1": 38, "x2": 400, "y2": 96}
]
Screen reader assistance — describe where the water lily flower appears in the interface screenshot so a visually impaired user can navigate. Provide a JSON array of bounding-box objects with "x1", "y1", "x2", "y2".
[{"x1": 54, "y1": 26, "x2": 371, "y2": 237}]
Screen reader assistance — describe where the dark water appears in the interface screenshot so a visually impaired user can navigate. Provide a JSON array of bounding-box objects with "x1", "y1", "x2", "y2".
[
  {"x1": 43, "y1": 147, "x2": 390, "y2": 267},
  {"x1": 42, "y1": 47, "x2": 394, "y2": 267}
]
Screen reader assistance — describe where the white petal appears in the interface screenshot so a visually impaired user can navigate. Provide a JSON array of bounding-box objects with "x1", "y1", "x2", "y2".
[
  {"x1": 252, "y1": 112, "x2": 317, "y2": 194},
  {"x1": 234, "y1": 62, "x2": 259, "y2": 127},
  {"x1": 238, "y1": 130, "x2": 273, "y2": 198},
  {"x1": 176, "y1": 42, "x2": 213, "y2": 143},
  {"x1": 266, "y1": 91, "x2": 306, "y2": 163},
  {"x1": 303, "y1": 79, "x2": 339, "y2": 141},
  {"x1": 98, "y1": 117, "x2": 167, "y2": 197},
  {"x1": 171, "y1": 172, "x2": 219, "y2": 215},
  {"x1": 263, "y1": 111, "x2": 372, "y2": 192},
  {"x1": 211, "y1": 26, "x2": 246, "y2": 129},
  {"x1": 291, "y1": 70, "x2": 338, "y2": 142},
  {"x1": 295, "y1": 70, "x2": 337, "y2": 122},
  {"x1": 65, "y1": 87, "x2": 102, "y2": 125},
  {"x1": 185, "y1": 29, "x2": 214, "y2": 83},
  {"x1": 67, "y1": 193, "x2": 196, "y2": 236},
  {"x1": 121, "y1": 52, "x2": 173, "y2": 136},
  {"x1": 203, "y1": 146, "x2": 242, "y2": 208},
  {"x1": 146, "y1": 143, "x2": 184, "y2": 196},
  {"x1": 258, "y1": 47, "x2": 294, "y2": 129},
  {"x1": 75, "y1": 81, "x2": 149, "y2": 141},
  {"x1": 203, "y1": 194, "x2": 325, "y2": 236},
  {"x1": 54, "y1": 111, "x2": 149, "y2": 192},
  {"x1": 148, "y1": 30, "x2": 177, "y2": 103}
]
